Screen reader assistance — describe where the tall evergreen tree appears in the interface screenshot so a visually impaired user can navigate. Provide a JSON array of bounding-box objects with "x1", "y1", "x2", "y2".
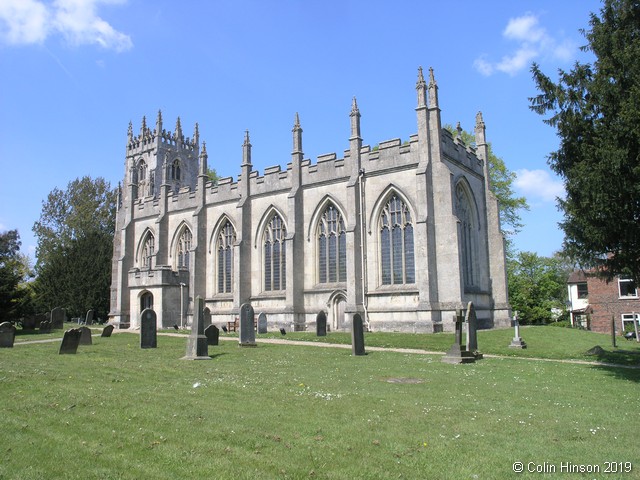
[
  {"x1": 530, "y1": 0, "x2": 640, "y2": 282},
  {"x1": 32, "y1": 177, "x2": 116, "y2": 318}
]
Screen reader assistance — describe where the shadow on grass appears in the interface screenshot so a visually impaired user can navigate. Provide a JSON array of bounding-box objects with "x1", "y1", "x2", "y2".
[{"x1": 591, "y1": 363, "x2": 640, "y2": 383}]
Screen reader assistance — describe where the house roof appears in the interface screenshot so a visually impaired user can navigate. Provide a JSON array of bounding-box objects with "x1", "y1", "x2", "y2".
[{"x1": 567, "y1": 270, "x2": 588, "y2": 283}]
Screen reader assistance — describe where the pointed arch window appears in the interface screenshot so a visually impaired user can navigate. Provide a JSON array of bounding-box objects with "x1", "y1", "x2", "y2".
[
  {"x1": 216, "y1": 220, "x2": 236, "y2": 294},
  {"x1": 171, "y1": 159, "x2": 181, "y2": 180},
  {"x1": 177, "y1": 227, "x2": 192, "y2": 269},
  {"x1": 380, "y1": 194, "x2": 415, "y2": 285},
  {"x1": 140, "y1": 233, "x2": 155, "y2": 269},
  {"x1": 317, "y1": 204, "x2": 346, "y2": 283},
  {"x1": 138, "y1": 160, "x2": 147, "y2": 182},
  {"x1": 264, "y1": 214, "x2": 286, "y2": 291},
  {"x1": 456, "y1": 184, "x2": 477, "y2": 289}
]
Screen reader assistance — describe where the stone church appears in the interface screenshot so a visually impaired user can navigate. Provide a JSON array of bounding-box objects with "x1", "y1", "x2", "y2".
[{"x1": 109, "y1": 68, "x2": 511, "y2": 332}]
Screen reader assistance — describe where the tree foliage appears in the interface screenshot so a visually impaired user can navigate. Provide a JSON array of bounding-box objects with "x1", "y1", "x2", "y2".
[
  {"x1": 507, "y1": 251, "x2": 569, "y2": 325},
  {"x1": 33, "y1": 176, "x2": 116, "y2": 271},
  {"x1": 530, "y1": 0, "x2": 640, "y2": 282},
  {"x1": 34, "y1": 231, "x2": 113, "y2": 319},
  {"x1": 0, "y1": 230, "x2": 33, "y2": 322},
  {"x1": 32, "y1": 177, "x2": 116, "y2": 319},
  {"x1": 444, "y1": 125, "x2": 529, "y2": 242}
]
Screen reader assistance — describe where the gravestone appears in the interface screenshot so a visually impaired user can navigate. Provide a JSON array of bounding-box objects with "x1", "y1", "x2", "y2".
[
  {"x1": 442, "y1": 309, "x2": 475, "y2": 364},
  {"x1": 509, "y1": 312, "x2": 527, "y2": 349},
  {"x1": 140, "y1": 308, "x2": 157, "y2": 349},
  {"x1": 85, "y1": 309, "x2": 94, "y2": 326},
  {"x1": 59, "y1": 328, "x2": 82, "y2": 354},
  {"x1": 351, "y1": 313, "x2": 366, "y2": 356},
  {"x1": 183, "y1": 296, "x2": 211, "y2": 360},
  {"x1": 203, "y1": 307, "x2": 212, "y2": 328},
  {"x1": 51, "y1": 307, "x2": 65, "y2": 329},
  {"x1": 101, "y1": 324, "x2": 115, "y2": 337},
  {"x1": 316, "y1": 311, "x2": 327, "y2": 337},
  {"x1": 0, "y1": 322, "x2": 16, "y2": 348},
  {"x1": 78, "y1": 326, "x2": 92, "y2": 345},
  {"x1": 239, "y1": 303, "x2": 256, "y2": 347},
  {"x1": 257, "y1": 312, "x2": 267, "y2": 334},
  {"x1": 465, "y1": 302, "x2": 483, "y2": 359},
  {"x1": 204, "y1": 324, "x2": 219, "y2": 346},
  {"x1": 39, "y1": 320, "x2": 52, "y2": 333}
]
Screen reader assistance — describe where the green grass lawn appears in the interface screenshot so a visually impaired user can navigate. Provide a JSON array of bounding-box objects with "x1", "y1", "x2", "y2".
[{"x1": 2, "y1": 330, "x2": 639, "y2": 479}]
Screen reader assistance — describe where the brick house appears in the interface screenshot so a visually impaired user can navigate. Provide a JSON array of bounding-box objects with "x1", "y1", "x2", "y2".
[{"x1": 567, "y1": 270, "x2": 640, "y2": 333}]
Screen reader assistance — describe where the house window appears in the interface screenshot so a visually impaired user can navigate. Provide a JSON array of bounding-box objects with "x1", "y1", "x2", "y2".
[
  {"x1": 216, "y1": 220, "x2": 235, "y2": 294},
  {"x1": 380, "y1": 194, "x2": 415, "y2": 285},
  {"x1": 317, "y1": 204, "x2": 346, "y2": 283},
  {"x1": 577, "y1": 282, "x2": 588, "y2": 299},
  {"x1": 621, "y1": 313, "x2": 639, "y2": 332},
  {"x1": 177, "y1": 228, "x2": 192, "y2": 269},
  {"x1": 264, "y1": 214, "x2": 286, "y2": 291},
  {"x1": 618, "y1": 278, "x2": 637, "y2": 298},
  {"x1": 141, "y1": 233, "x2": 154, "y2": 269}
]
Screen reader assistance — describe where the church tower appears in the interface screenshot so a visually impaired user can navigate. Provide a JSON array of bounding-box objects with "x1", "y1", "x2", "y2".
[{"x1": 109, "y1": 112, "x2": 201, "y2": 327}]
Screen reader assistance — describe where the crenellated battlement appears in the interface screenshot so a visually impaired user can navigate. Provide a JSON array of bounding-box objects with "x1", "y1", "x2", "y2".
[{"x1": 126, "y1": 111, "x2": 199, "y2": 155}]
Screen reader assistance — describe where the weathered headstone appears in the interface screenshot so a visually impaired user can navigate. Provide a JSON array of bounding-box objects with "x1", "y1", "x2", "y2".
[
  {"x1": 509, "y1": 312, "x2": 527, "y2": 349},
  {"x1": 204, "y1": 324, "x2": 219, "y2": 346},
  {"x1": 316, "y1": 311, "x2": 327, "y2": 337},
  {"x1": 351, "y1": 313, "x2": 366, "y2": 356},
  {"x1": 239, "y1": 303, "x2": 256, "y2": 347},
  {"x1": 59, "y1": 328, "x2": 82, "y2": 354},
  {"x1": 51, "y1": 307, "x2": 65, "y2": 329},
  {"x1": 85, "y1": 309, "x2": 94, "y2": 326},
  {"x1": 257, "y1": 312, "x2": 267, "y2": 334},
  {"x1": 203, "y1": 307, "x2": 212, "y2": 328},
  {"x1": 442, "y1": 309, "x2": 475, "y2": 364},
  {"x1": 101, "y1": 324, "x2": 115, "y2": 337},
  {"x1": 78, "y1": 326, "x2": 92, "y2": 345},
  {"x1": 465, "y1": 302, "x2": 482, "y2": 359},
  {"x1": 39, "y1": 320, "x2": 52, "y2": 333},
  {"x1": 140, "y1": 308, "x2": 157, "y2": 349},
  {"x1": 0, "y1": 322, "x2": 16, "y2": 348},
  {"x1": 183, "y1": 296, "x2": 211, "y2": 360}
]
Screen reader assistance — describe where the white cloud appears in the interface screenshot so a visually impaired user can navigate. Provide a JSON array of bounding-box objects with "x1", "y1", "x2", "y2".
[
  {"x1": 0, "y1": 0, "x2": 132, "y2": 51},
  {"x1": 474, "y1": 12, "x2": 575, "y2": 77},
  {"x1": 0, "y1": 0, "x2": 49, "y2": 44},
  {"x1": 515, "y1": 168, "x2": 565, "y2": 202}
]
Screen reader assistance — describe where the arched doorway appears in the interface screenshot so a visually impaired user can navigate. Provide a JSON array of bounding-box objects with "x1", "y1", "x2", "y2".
[
  {"x1": 140, "y1": 291, "x2": 153, "y2": 312},
  {"x1": 331, "y1": 294, "x2": 346, "y2": 331}
]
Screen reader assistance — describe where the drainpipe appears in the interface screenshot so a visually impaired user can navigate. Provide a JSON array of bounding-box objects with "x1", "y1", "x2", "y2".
[
  {"x1": 179, "y1": 282, "x2": 186, "y2": 329},
  {"x1": 358, "y1": 168, "x2": 370, "y2": 330}
]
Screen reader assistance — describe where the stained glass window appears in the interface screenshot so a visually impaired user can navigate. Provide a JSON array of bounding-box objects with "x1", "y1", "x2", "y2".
[{"x1": 379, "y1": 195, "x2": 415, "y2": 285}]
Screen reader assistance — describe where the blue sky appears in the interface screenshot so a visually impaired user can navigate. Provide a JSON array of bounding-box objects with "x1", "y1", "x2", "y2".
[{"x1": 0, "y1": 0, "x2": 602, "y2": 262}]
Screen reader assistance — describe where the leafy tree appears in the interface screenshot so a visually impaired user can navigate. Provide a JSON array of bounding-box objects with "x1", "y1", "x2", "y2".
[
  {"x1": 0, "y1": 230, "x2": 33, "y2": 322},
  {"x1": 507, "y1": 251, "x2": 569, "y2": 325},
  {"x1": 34, "y1": 231, "x2": 113, "y2": 319},
  {"x1": 530, "y1": 0, "x2": 640, "y2": 282},
  {"x1": 32, "y1": 177, "x2": 116, "y2": 319},
  {"x1": 33, "y1": 176, "x2": 116, "y2": 271},
  {"x1": 207, "y1": 167, "x2": 219, "y2": 185},
  {"x1": 444, "y1": 125, "x2": 529, "y2": 246}
]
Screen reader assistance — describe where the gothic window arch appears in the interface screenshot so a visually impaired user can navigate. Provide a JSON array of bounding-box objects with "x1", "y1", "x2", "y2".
[
  {"x1": 171, "y1": 159, "x2": 181, "y2": 181},
  {"x1": 379, "y1": 194, "x2": 415, "y2": 285},
  {"x1": 317, "y1": 204, "x2": 346, "y2": 283},
  {"x1": 264, "y1": 214, "x2": 286, "y2": 291},
  {"x1": 176, "y1": 226, "x2": 192, "y2": 269},
  {"x1": 216, "y1": 220, "x2": 236, "y2": 294},
  {"x1": 456, "y1": 183, "x2": 478, "y2": 289},
  {"x1": 140, "y1": 232, "x2": 155, "y2": 269},
  {"x1": 137, "y1": 160, "x2": 147, "y2": 183}
]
